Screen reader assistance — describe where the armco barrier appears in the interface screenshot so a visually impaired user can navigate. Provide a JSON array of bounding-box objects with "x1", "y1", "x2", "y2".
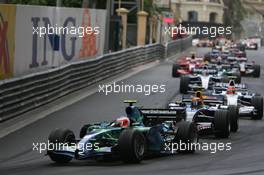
[{"x1": 0, "y1": 37, "x2": 192, "y2": 122}]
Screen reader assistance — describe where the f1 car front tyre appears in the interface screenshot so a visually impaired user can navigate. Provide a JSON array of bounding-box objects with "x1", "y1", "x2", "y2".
[
  {"x1": 175, "y1": 121, "x2": 198, "y2": 153},
  {"x1": 251, "y1": 96, "x2": 263, "y2": 120},
  {"x1": 228, "y1": 106, "x2": 239, "y2": 132},
  {"x1": 172, "y1": 64, "x2": 180, "y2": 77},
  {"x1": 48, "y1": 129, "x2": 75, "y2": 163},
  {"x1": 253, "y1": 65, "x2": 261, "y2": 78},
  {"x1": 118, "y1": 129, "x2": 145, "y2": 163},
  {"x1": 180, "y1": 76, "x2": 190, "y2": 94},
  {"x1": 214, "y1": 110, "x2": 230, "y2": 138}
]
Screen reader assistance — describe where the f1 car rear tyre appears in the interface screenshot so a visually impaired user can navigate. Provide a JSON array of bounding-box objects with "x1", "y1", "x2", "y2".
[
  {"x1": 254, "y1": 44, "x2": 258, "y2": 50},
  {"x1": 175, "y1": 121, "x2": 198, "y2": 153},
  {"x1": 118, "y1": 129, "x2": 145, "y2": 163},
  {"x1": 251, "y1": 96, "x2": 263, "y2": 120},
  {"x1": 228, "y1": 105, "x2": 239, "y2": 132},
  {"x1": 180, "y1": 76, "x2": 190, "y2": 94},
  {"x1": 253, "y1": 65, "x2": 261, "y2": 78},
  {"x1": 172, "y1": 64, "x2": 180, "y2": 77},
  {"x1": 214, "y1": 110, "x2": 230, "y2": 138},
  {"x1": 48, "y1": 129, "x2": 75, "y2": 163}
]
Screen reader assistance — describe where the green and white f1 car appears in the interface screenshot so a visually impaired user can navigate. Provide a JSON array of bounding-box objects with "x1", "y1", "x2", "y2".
[{"x1": 47, "y1": 101, "x2": 198, "y2": 164}]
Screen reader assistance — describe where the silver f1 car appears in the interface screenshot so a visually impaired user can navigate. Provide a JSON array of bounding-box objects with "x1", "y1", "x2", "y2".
[
  {"x1": 212, "y1": 81, "x2": 263, "y2": 120},
  {"x1": 179, "y1": 66, "x2": 241, "y2": 94}
]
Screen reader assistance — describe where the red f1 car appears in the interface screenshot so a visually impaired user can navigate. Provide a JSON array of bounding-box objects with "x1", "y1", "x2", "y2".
[{"x1": 172, "y1": 54, "x2": 205, "y2": 77}]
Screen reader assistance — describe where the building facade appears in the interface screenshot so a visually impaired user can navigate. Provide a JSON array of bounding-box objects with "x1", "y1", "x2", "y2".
[{"x1": 171, "y1": 0, "x2": 224, "y2": 24}]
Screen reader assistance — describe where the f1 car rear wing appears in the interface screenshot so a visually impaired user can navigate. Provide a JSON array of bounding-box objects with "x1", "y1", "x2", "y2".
[
  {"x1": 214, "y1": 83, "x2": 247, "y2": 90},
  {"x1": 181, "y1": 95, "x2": 224, "y2": 105},
  {"x1": 192, "y1": 68, "x2": 217, "y2": 75},
  {"x1": 227, "y1": 56, "x2": 247, "y2": 62},
  {"x1": 140, "y1": 108, "x2": 185, "y2": 121}
]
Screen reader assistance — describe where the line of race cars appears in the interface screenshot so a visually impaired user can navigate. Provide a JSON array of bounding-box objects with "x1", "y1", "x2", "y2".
[
  {"x1": 193, "y1": 37, "x2": 259, "y2": 50},
  {"x1": 170, "y1": 42, "x2": 262, "y2": 137},
  {"x1": 45, "y1": 41, "x2": 263, "y2": 164}
]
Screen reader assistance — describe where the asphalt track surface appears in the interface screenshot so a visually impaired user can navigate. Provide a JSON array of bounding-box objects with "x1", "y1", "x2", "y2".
[{"x1": 1, "y1": 48, "x2": 264, "y2": 175}]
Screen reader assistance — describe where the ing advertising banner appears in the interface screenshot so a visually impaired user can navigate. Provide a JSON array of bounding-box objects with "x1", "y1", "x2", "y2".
[
  {"x1": 14, "y1": 5, "x2": 106, "y2": 76},
  {"x1": 0, "y1": 5, "x2": 16, "y2": 79},
  {"x1": 0, "y1": 4, "x2": 106, "y2": 79}
]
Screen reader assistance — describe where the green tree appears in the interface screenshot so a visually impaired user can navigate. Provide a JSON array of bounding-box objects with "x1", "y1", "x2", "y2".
[
  {"x1": 144, "y1": 0, "x2": 161, "y2": 16},
  {"x1": 8, "y1": 0, "x2": 55, "y2": 6},
  {"x1": 7, "y1": 0, "x2": 84, "y2": 7},
  {"x1": 223, "y1": 0, "x2": 246, "y2": 39}
]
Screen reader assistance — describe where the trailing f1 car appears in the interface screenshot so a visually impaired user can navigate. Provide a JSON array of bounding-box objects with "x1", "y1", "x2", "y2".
[
  {"x1": 236, "y1": 62, "x2": 260, "y2": 77},
  {"x1": 196, "y1": 38, "x2": 213, "y2": 47},
  {"x1": 213, "y1": 60, "x2": 261, "y2": 78},
  {"x1": 169, "y1": 91, "x2": 238, "y2": 138},
  {"x1": 47, "y1": 101, "x2": 198, "y2": 164},
  {"x1": 212, "y1": 80, "x2": 263, "y2": 120},
  {"x1": 172, "y1": 53, "x2": 204, "y2": 77},
  {"x1": 179, "y1": 66, "x2": 241, "y2": 94},
  {"x1": 242, "y1": 38, "x2": 259, "y2": 50}
]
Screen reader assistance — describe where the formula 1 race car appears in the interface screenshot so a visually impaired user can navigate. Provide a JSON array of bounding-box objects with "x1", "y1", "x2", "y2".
[
  {"x1": 179, "y1": 67, "x2": 241, "y2": 94},
  {"x1": 235, "y1": 62, "x2": 260, "y2": 77},
  {"x1": 206, "y1": 57, "x2": 260, "y2": 78},
  {"x1": 242, "y1": 38, "x2": 259, "y2": 50},
  {"x1": 214, "y1": 60, "x2": 260, "y2": 78},
  {"x1": 168, "y1": 91, "x2": 238, "y2": 138},
  {"x1": 204, "y1": 49, "x2": 223, "y2": 60},
  {"x1": 204, "y1": 49, "x2": 247, "y2": 62},
  {"x1": 196, "y1": 38, "x2": 213, "y2": 47},
  {"x1": 47, "y1": 101, "x2": 198, "y2": 164},
  {"x1": 172, "y1": 54, "x2": 204, "y2": 77},
  {"x1": 212, "y1": 81, "x2": 263, "y2": 120}
]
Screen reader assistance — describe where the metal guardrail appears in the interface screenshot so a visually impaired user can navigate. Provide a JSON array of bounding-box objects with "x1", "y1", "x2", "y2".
[{"x1": 0, "y1": 37, "x2": 192, "y2": 122}]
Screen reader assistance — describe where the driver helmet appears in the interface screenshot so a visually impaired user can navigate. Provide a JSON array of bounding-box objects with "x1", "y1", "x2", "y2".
[
  {"x1": 191, "y1": 97, "x2": 203, "y2": 108},
  {"x1": 227, "y1": 80, "x2": 236, "y2": 94},
  {"x1": 202, "y1": 66, "x2": 209, "y2": 76},
  {"x1": 115, "y1": 116, "x2": 130, "y2": 127},
  {"x1": 195, "y1": 91, "x2": 203, "y2": 99},
  {"x1": 204, "y1": 60, "x2": 209, "y2": 65}
]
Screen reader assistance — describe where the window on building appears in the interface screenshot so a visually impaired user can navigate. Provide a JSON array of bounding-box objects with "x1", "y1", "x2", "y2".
[
  {"x1": 188, "y1": 11, "x2": 198, "y2": 22},
  {"x1": 209, "y1": 12, "x2": 218, "y2": 23},
  {"x1": 209, "y1": 0, "x2": 221, "y2": 3}
]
